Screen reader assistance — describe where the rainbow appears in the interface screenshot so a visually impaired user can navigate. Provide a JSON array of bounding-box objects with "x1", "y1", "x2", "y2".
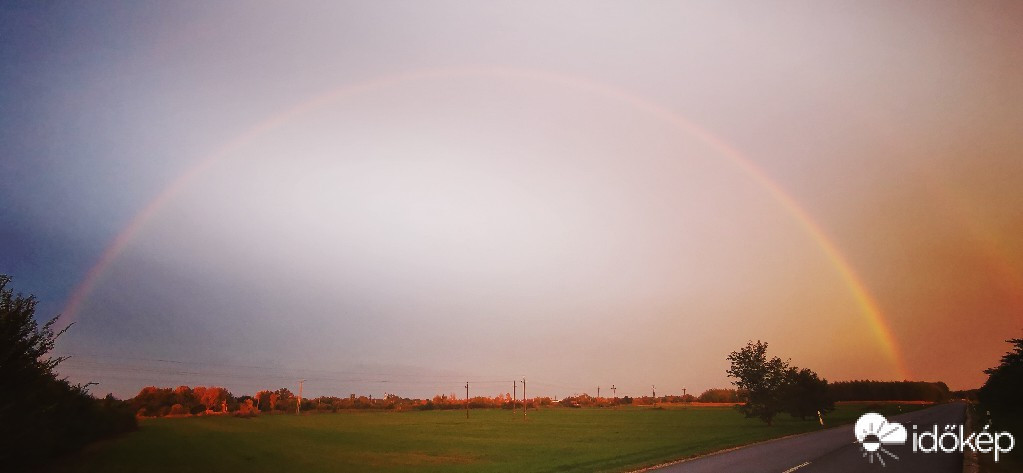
[{"x1": 60, "y1": 66, "x2": 910, "y2": 379}]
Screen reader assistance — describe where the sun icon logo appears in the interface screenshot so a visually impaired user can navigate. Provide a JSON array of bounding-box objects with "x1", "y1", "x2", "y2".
[{"x1": 854, "y1": 412, "x2": 908, "y2": 466}]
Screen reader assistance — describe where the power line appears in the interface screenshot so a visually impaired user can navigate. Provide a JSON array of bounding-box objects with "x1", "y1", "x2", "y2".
[
  {"x1": 59, "y1": 360, "x2": 514, "y2": 385},
  {"x1": 59, "y1": 352, "x2": 503, "y2": 380}
]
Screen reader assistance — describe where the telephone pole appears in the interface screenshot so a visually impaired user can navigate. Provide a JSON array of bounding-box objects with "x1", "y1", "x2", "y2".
[
  {"x1": 297, "y1": 379, "x2": 306, "y2": 415},
  {"x1": 597, "y1": 386, "x2": 600, "y2": 399},
  {"x1": 513, "y1": 380, "x2": 517, "y2": 415},
  {"x1": 522, "y1": 377, "x2": 526, "y2": 419},
  {"x1": 612, "y1": 384, "x2": 616, "y2": 409},
  {"x1": 465, "y1": 382, "x2": 469, "y2": 419}
]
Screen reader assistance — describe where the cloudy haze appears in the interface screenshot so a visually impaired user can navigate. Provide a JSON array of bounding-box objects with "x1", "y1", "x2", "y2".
[{"x1": 2, "y1": 1, "x2": 1021, "y2": 399}]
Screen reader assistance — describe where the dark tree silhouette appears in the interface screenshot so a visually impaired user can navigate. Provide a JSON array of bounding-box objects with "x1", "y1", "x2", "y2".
[
  {"x1": 0, "y1": 275, "x2": 135, "y2": 470},
  {"x1": 782, "y1": 367, "x2": 834, "y2": 420},
  {"x1": 828, "y1": 380, "x2": 950, "y2": 402},
  {"x1": 726, "y1": 340, "x2": 790, "y2": 426},
  {"x1": 0, "y1": 275, "x2": 67, "y2": 389},
  {"x1": 979, "y1": 337, "x2": 1023, "y2": 430}
]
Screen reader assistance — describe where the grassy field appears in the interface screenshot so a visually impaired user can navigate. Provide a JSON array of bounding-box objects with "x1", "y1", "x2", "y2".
[{"x1": 49, "y1": 403, "x2": 921, "y2": 473}]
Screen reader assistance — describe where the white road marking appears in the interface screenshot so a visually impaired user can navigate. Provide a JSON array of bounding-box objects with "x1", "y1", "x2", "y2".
[{"x1": 780, "y1": 461, "x2": 811, "y2": 473}]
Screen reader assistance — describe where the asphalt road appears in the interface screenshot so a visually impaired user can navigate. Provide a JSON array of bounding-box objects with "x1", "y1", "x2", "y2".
[{"x1": 653, "y1": 402, "x2": 966, "y2": 473}]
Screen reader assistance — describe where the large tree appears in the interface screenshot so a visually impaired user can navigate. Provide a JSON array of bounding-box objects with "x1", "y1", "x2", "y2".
[
  {"x1": 726, "y1": 340, "x2": 791, "y2": 426},
  {"x1": 978, "y1": 337, "x2": 1023, "y2": 428},
  {"x1": 1, "y1": 275, "x2": 135, "y2": 469},
  {"x1": 0, "y1": 275, "x2": 67, "y2": 392}
]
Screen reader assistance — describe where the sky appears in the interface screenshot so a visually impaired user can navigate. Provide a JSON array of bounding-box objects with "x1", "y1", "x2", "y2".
[{"x1": 2, "y1": 1, "x2": 1021, "y2": 400}]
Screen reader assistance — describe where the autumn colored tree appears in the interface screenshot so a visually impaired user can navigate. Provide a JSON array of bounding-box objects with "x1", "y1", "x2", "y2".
[
  {"x1": 197, "y1": 386, "x2": 232, "y2": 411},
  {"x1": 132, "y1": 386, "x2": 175, "y2": 416},
  {"x1": 269, "y1": 392, "x2": 280, "y2": 412},
  {"x1": 235, "y1": 398, "x2": 259, "y2": 417},
  {"x1": 272, "y1": 387, "x2": 295, "y2": 412},
  {"x1": 172, "y1": 385, "x2": 203, "y2": 414},
  {"x1": 254, "y1": 390, "x2": 273, "y2": 411},
  {"x1": 191, "y1": 386, "x2": 207, "y2": 408}
]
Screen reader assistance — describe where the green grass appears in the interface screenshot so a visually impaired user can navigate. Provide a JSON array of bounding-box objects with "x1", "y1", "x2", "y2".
[{"x1": 49, "y1": 404, "x2": 919, "y2": 473}]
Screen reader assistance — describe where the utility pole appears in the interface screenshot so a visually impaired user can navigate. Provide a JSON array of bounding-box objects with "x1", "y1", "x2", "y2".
[
  {"x1": 597, "y1": 386, "x2": 600, "y2": 399},
  {"x1": 522, "y1": 377, "x2": 526, "y2": 419},
  {"x1": 297, "y1": 379, "x2": 306, "y2": 415},
  {"x1": 513, "y1": 380, "x2": 517, "y2": 415},
  {"x1": 465, "y1": 382, "x2": 469, "y2": 419},
  {"x1": 652, "y1": 385, "x2": 656, "y2": 405},
  {"x1": 612, "y1": 384, "x2": 616, "y2": 409}
]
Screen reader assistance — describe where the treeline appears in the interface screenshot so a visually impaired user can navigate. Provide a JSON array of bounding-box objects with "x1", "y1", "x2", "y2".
[
  {"x1": 421, "y1": 394, "x2": 553, "y2": 410},
  {"x1": 951, "y1": 389, "x2": 979, "y2": 402},
  {"x1": 2, "y1": 275, "x2": 137, "y2": 471},
  {"x1": 130, "y1": 387, "x2": 746, "y2": 416},
  {"x1": 828, "y1": 380, "x2": 951, "y2": 402},
  {"x1": 697, "y1": 388, "x2": 742, "y2": 403},
  {"x1": 557, "y1": 393, "x2": 705, "y2": 407},
  {"x1": 133, "y1": 385, "x2": 242, "y2": 417},
  {"x1": 130, "y1": 380, "x2": 962, "y2": 418},
  {"x1": 129, "y1": 387, "x2": 566, "y2": 417}
]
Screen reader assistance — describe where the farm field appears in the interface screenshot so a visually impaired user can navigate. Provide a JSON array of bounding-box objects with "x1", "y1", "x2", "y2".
[{"x1": 48, "y1": 403, "x2": 921, "y2": 473}]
